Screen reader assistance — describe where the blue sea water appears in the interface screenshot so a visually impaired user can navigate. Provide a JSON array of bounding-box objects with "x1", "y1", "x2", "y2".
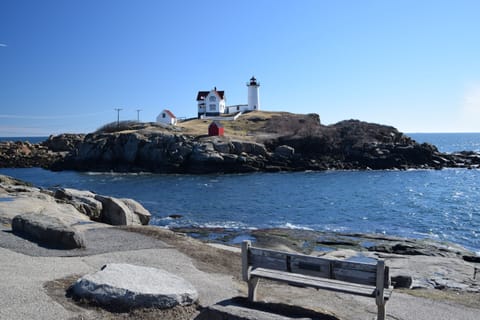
[
  {"x1": 1, "y1": 133, "x2": 480, "y2": 253},
  {"x1": 409, "y1": 132, "x2": 480, "y2": 153},
  {"x1": 0, "y1": 136, "x2": 48, "y2": 144}
]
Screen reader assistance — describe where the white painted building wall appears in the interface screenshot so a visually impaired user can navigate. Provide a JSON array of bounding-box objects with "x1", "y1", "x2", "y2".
[
  {"x1": 156, "y1": 109, "x2": 177, "y2": 125},
  {"x1": 205, "y1": 91, "x2": 225, "y2": 114},
  {"x1": 198, "y1": 102, "x2": 206, "y2": 115},
  {"x1": 247, "y1": 76, "x2": 260, "y2": 111},
  {"x1": 225, "y1": 104, "x2": 244, "y2": 114}
]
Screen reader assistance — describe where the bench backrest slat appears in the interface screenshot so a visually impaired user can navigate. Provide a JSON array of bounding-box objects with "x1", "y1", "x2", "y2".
[
  {"x1": 331, "y1": 260, "x2": 378, "y2": 286},
  {"x1": 290, "y1": 256, "x2": 331, "y2": 278},
  {"x1": 249, "y1": 247, "x2": 290, "y2": 271},
  {"x1": 247, "y1": 244, "x2": 388, "y2": 288},
  {"x1": 333, "y1": 267, "x2": 377, "y2": 286}
]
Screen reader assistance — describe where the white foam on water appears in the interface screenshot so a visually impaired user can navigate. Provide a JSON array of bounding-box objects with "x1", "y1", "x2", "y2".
[
  {"x1": 84, "y1": 171, "x2": 152, "y2": 176},
  {"x1": 282, "y1": 222, "x2": 314, "y2": 230}
]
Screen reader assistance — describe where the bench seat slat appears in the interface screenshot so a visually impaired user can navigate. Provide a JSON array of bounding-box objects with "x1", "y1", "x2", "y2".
[{"x1": 251, "y1": 267, "x2": 392, "y2": 300}]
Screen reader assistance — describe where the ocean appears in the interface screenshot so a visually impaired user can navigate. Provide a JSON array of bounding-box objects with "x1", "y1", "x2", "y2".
[
  {"x1": 1, "y1": 133, "x2": 480, "y2": 254},
  {"x1": 0, "y1": 136, "x2": 48, "y2": 144}
]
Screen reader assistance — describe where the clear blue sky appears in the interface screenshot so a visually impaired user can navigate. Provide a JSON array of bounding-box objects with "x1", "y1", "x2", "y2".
[{"x1": 1, "y1": 0, "x2": 480, "y2": 136}]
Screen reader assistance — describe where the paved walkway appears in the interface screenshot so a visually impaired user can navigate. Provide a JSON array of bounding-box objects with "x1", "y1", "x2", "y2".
[
  {"x1": 0, "y1": 225, "x2": 478, "y2": 320},
  {"x1": 0, "y1": 227, "x2": 238, "y2": 320}
]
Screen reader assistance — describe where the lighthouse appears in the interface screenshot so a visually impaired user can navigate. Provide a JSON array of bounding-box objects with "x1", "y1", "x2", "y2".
[{"x1": 247, "y1": 76, "x2": 260, "y2": 111}]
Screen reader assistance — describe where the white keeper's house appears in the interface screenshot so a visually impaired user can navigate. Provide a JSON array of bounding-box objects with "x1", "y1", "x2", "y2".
[
  {"x1": 196, "y1": 87, "x2": 226, "y2": 119},
  {"x1": 197, "y1": 76, "x2": 260, "y2": 119}
]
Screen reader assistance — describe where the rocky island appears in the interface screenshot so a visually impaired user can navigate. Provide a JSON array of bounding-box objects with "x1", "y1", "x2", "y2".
[{"x1": 2, "y1": 111, "x2": 480, "y2": 173}]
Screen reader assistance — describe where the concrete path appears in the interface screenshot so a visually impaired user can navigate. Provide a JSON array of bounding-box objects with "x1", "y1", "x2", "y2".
[
  {"x1": 0, "y1": 224, "x2": 478, "y2": 320},
  {"x1": 0, "y1": 230, "x2": 238, "y2": 320}
]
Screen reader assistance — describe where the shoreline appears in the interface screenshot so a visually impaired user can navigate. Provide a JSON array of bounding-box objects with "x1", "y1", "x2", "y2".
[
  {"x1": 165, "y1": 226, "x2": 480, "y2": 291},
  {"x1": 1, "y1": 173, "x2": 479, "y2": 319},
  {"x1": 3, "y1": 115, "x2": 480, "y2": 172},
  {"x1": 167, "y1": 226, "x2": 480, "y2": 257},
  {"x1": 2, "y1": 166, "x2": 480, "y2": 255}
]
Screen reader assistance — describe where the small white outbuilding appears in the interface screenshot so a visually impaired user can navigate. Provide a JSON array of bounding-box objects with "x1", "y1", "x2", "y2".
[{"x1": 156, "y1": 109, "x2": 177, "y2": 125}]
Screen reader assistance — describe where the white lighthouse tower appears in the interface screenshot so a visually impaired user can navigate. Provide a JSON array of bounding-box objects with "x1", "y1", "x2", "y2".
[{"x1": 247, "y1": 76, "x2": 260, "y2": 111}]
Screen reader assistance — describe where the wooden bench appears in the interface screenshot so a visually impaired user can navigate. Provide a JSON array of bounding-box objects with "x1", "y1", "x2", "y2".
[{"x1": 241, "y1": 240, "x2": 393, "y2": 320}]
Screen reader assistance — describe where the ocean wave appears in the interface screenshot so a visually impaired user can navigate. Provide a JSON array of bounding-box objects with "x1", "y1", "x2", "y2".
[
  {"x1": 198, "y1": 221, "x2": 251, "y2": 229},
  {"x1": 83, "y1": 171, "x2": 153, "y2": 176},
  {"x1": 281, "y1": 222, "x2": 314, "y2": 230}
]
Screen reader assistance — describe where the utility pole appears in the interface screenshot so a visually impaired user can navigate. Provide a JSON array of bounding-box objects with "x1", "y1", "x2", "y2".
[
  {"x1": 136, "y1": 109, "x2": 142, "y2": 122},
  {"x1": 114, "y1": 108, "x2": 122, "y2": 127}
]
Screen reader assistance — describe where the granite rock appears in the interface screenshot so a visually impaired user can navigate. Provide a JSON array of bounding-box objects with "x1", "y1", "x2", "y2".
[
  {"x1": 12, "y1": 213, "x2": 86, "y2": 249},
  {"x1": 69, "y1": 263, "x2": 198, "y2": 310}
]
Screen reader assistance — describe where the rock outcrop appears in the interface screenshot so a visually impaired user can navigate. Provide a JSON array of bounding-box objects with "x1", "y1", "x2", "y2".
[
  {"x1": 41, "y1": 133, "x2": 85, "y2": 152},
  {"x1": 51, "y1": 118, "x2": 480, "y2": 173},
  {"x1": 0, "y1": 140, "x2": 61, "y2": 168},
  {"x1": 94, "y1": 195, "x2": 150, "y2": 226},
  {"x1": 68, "y1": 263, "x2": 198, "y2": 310},
  {"x1": 121, "y1": 198, "x2": 152, "y2": 225},
  {"x1": 54, "y1": 188, "x2": 103, "y2": 220},
  {"x1": 53, "y1": 188, "x2": 151, "y2": 225},
  {"x1": 0, "y1": 134, "x2": 84, "y2": 168},
  {"x1": 2, "y1": 114, "x2": 480, "y2": 173},
  {"x1": 1, "y1": 174, "x2": 151, "y2": 232}
]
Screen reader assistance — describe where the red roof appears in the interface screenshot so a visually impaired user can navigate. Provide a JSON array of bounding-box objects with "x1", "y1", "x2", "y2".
[
  {"x1": 196, "y1": 91, "x2": 209, "y2": 101},
  {"x1": 196, "y1": 90, "x2": 225, "y2": 101},
  {"x1": 209, "y1": 121, "x2": 224, "y2": 128},
  {"x1": 163, "y1": 109, "x2": 176, "y2": 118}
]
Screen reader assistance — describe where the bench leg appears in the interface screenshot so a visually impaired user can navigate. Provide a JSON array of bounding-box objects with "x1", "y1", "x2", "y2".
[
  {"x1": 377, "y1": 303, "x2": 386, "y2": 320},
  {"x1": 248, "y1": 277, "x2": 260, "y2": 302}
]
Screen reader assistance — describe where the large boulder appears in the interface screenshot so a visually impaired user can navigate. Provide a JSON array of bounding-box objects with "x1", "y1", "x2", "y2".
[
  {"x1": 94, "y1": 195, "x2": 150, "y2": 226},
  {"x1": 11, "y1": 213, "x2": 86, "y2": 249},
  {"x1": 120, "y1": 198, "x2": 151, "y2": 225},
  {"x1": 54, "y1": 188, "x2": 103, "y2": 220},
  {"x1": 68, "y1": 263, "x2": 198, "y2": 310},
  {"x1": 274, "y1": 145, "x2": 295, "y2": 159},
  {"x1": 231, "y1": 140, "x2": 268, "y2": 157}
]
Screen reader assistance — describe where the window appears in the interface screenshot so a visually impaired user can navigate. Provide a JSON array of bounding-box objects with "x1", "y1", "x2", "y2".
[
  {"x1": 162, "y1": 113, "x2": 166, "y2": 118},
  {"x1": 209, "y1": 104, "x2": 216, "y2": 111},
  {"x1": 209, "y1": 96, "x2": 216, "y2": 102}
]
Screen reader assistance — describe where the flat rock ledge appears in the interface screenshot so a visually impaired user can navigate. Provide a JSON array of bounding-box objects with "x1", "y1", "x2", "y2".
[
  {"x1": 68, "y1": 263, "x2": 198, "y2": 310},
  {"x1": 196, "y1": 297, "x2": 338, "y2": 320},
  {"x1": 12, "y1": 213, "x2": 86, "y2": 249}
]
